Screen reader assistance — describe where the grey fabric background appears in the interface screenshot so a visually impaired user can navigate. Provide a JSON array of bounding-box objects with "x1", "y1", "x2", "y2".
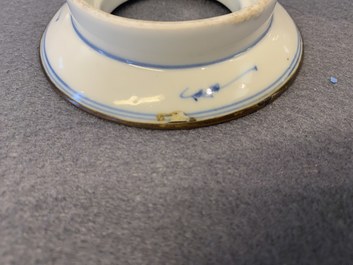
[{"x1": 1, "y1": 0, "x2": 353, "y2": 264}]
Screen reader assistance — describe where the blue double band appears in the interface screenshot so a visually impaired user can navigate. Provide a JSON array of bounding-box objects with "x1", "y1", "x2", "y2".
[{"x1": 41, "y1": 7, "x2": 302, "y2": 122}]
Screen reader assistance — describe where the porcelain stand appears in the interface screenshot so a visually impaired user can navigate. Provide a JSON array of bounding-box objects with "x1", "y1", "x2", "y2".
[{"x1": 40, "y1": 0, "x2": 303, "y2": 129}]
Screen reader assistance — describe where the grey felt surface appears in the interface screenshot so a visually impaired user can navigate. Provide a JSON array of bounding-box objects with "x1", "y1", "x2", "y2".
[{"x1": 1, "y1": 0, "x2": 353, "y2": 264}]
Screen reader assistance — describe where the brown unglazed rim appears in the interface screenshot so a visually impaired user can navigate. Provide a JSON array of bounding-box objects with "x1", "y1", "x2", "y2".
[{"x1": 39, "y1": 30, "x2": 304, "y2": 130}]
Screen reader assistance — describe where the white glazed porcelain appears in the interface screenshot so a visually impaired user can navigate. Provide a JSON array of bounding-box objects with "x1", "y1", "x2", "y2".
[{"x1": 40, "y1": 0, "x2": 303, "y2": 128}]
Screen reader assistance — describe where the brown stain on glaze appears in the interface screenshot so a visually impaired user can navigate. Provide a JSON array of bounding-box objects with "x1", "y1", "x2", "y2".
[{"x1": 38, "y1": 25, "x2": 304, "y2": 130}]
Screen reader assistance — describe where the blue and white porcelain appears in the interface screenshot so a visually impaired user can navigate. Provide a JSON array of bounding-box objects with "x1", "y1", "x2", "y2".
[{"x1": 40, "y1": 0, "x2": 303, "y2": 128}]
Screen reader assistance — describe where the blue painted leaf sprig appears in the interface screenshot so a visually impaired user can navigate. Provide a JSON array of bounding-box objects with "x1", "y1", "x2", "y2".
[{"x1": 180, "y1": 66, "x2": 258, "y2": 102}]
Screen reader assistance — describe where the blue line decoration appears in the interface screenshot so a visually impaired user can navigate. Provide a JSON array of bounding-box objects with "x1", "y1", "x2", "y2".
[
  {"x1": 41, "y1": 33, "x2": 154, "y2": 120},
  {"x1": 70, "y1": 16, "x2": 273, "y2": 70},
  {"x1": 40, "y1": 9, "x2": 303, "y2": 122},
  {"x1": 180, "y1": 66, "x2": 258, "y2": 101}
]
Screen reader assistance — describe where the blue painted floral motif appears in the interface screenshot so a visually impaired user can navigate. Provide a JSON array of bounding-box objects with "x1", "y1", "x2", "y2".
[{"x1": 180, "y1": 66, "x2": 258, "y2": 102}]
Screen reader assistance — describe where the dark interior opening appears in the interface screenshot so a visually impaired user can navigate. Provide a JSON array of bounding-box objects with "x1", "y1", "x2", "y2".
[{"x1": 112, "y1": 0, "x2": 231, "y2": 21}]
